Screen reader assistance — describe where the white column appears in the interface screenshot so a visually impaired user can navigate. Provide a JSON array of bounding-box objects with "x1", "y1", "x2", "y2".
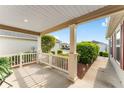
[
  {"x1": 68, "y1": 24, "x2": 78, "y2": 82},
  {"x1": 37, "y1": 34, "x2": 42, "y2": 63}
]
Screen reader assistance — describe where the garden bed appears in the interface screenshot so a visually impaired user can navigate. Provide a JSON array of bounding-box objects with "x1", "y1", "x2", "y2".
[{"x1": 77, "y1": 63, "x2": 92, "y2": 79}]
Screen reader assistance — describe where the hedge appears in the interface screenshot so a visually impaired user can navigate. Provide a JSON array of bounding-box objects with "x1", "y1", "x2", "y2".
[
  {"x1": 41, "y1": 35, "x2": 56, "y2": 53},
  {"x1": 51, "y1": 51, "x2": 55, "y2": 54},
  {"x1": 99, "y1": 51, "x2": 108, "y2": 57},
  {"x1": 57, "y1": 50, "x2": 63, "y2": 54},
  {"x1": 77, "y1": 41, "x2": 99, "y2": 64}
]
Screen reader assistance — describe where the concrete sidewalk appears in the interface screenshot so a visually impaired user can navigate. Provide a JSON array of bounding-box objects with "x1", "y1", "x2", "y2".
[{"x1": 69, "y1": 57, "x2": 122, "y2": 88}]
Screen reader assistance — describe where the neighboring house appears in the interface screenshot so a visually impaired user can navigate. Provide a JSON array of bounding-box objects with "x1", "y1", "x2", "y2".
[
  {"x1": 51, "y1": 39, "x2": 62, "y2": 53},
  {"x1": 61, "y1": 43, "x2": 70, "y2": 50},
  {"x1": 0, "y1": 30, "x2": 38, "y2": 55},
  {"x1": 92, "y1": 40, "x2": 108, "y2": 52},
  {"x1": 107, "y1": 12, "x2": 124, "y2": 87}
]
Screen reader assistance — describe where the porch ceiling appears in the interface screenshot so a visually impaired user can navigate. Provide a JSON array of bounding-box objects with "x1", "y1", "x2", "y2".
[
  {"x1": 0, "y1": 5, "x2": 124, "y2": 35},
  {"x1": 106, "y1": 11, "x2": 124, "y2": 38}
]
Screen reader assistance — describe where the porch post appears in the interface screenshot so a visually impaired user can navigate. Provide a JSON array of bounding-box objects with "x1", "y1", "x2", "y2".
[
  {"x1": 37, "y1": 34, "x2": 42, "y2": 63},
  {"x1": 68, "y1": 24, "x2": 78, "y2": 82}
]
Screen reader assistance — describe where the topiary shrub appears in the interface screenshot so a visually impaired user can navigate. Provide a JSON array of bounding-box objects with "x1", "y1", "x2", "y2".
[
  {"x1": 102, "y1": 52, "x2": 108, "y2": 57},
  {"x1": 41, "y1": 35, "x2": 56, "y2": 53},
  {"x1": 99, "y1": 51, "x2": 103, "y2": 56},
  {"x1": 51, "y1": 51, "x2": 55, "y2": 55},
  {"x1": 99, "y1": 51, "x2": 108, "y2": 57},
  {"x1": 77, "y1": 41, "x2": 99, "y2": 64},
  {"x1": 92, "y1": 43, "x2": 100, "y2": 61},
  {"x1": 57, "y1": 50, "x2": 63, "y2": 54}
]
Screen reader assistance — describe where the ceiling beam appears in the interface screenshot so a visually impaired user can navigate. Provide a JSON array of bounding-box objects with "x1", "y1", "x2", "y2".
[
  {"x1": 0, "y1": 24, "x2": 40, "y2": 35},
  {"x1": 41, "y1": 5, "x2": 124, "y2": 34}
]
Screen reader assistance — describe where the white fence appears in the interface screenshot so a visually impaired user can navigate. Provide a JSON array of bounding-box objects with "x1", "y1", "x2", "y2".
[
  {"x1": 39, "y1": 53, "x2": 69, "y2": 73},
  {"x1": 0, "y1": 53, "x2": 37, "y2": 67}
]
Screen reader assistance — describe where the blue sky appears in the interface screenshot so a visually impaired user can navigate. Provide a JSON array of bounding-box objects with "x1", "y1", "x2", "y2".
[{"x1": 49, "y1": 17, "x2": 108, "y2": 44}]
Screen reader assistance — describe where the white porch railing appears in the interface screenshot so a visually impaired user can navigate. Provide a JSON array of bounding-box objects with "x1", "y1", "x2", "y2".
[
  {"x1": 0, "y1": 53, "x2": 37, "y2": 67},
  {"x1": 39, "y1": 53, "x2": 69, "y2": 73},
  {"x1": 0, "y1": 52, "x2": 68, "y2": 73}
]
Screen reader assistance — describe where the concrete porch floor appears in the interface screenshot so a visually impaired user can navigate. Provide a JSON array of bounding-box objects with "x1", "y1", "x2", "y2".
[
  {"x1": 0, "y1": 63, "x2": 72, "y2": 88},
  {"x1": 0, "y1": 57, "x2": 122, "y2": 88}
]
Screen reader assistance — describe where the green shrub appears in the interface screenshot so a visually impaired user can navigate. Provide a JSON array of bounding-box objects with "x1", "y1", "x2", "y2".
[
  {"x1": 99, "y1": 51, "x2": 103, "y2": 56},
  {"x1": 60, "y1": 53, "x2": 68, "y2": 56},
  {"x1": 41, "y1": 35, "x2": 56, "y2": 53},
  {"x1": 99, "y1": 51, "x2": 108, "y2": 57},
  {"x1": 57, "y1": 50, "x2": 63, "y2": 54},
  {"x1": 0, "y1": 57, "x2": 11, "y2": 76},
  {"x1": 51, "y1": 51, "x2": 55, "y2": 54},
  {"x1": 77, "y1": 41, "x2": 99, "y2": 64},
  {"x1": 0, "y1": 57, "x2": 10, "y2": 67},
  {"x1": 93, "y1": 43, "x2": 100, "y2": 61},
  {"x1": 103, "y1": 52, "x2": 108, "y2": 57}
]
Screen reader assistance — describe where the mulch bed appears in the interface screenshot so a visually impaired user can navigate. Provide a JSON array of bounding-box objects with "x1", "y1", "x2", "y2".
[{"x1": 77, "y1": 63, "x2": 92, "y2": 79}]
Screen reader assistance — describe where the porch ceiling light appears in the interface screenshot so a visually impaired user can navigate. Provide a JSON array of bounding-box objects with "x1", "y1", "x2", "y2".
[{"x1": 24, "y1": 19, "x2": 28, "y2": 23}]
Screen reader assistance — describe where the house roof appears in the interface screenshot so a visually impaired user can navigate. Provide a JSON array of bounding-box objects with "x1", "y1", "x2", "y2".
[
  {"x1": 92, "y1": 40, "x2": 107, "y2": 45},
  {"x1": 0, "y1": 5, "x2": 124, "y2": 35}
]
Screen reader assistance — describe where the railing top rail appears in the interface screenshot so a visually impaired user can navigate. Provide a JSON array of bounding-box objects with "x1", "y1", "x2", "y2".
[
  {"x1": 51, "y1": 54, "x2": 68, "y2": 59},
  {"x1": 0, "y1": 52, "x2": 37, "y2": 57},
  {"x1": 0, "y1": 54, "x2": 20, "y2": 57},
  {"x1": 41, "y1": 53, "x2": 68, "y2": 59},
  {"x1": 23, "y1": 53, "x2": 37, "y2": 55},
  {"x1": 41, "y1": 52, "x2": 50, "y2": 55}
]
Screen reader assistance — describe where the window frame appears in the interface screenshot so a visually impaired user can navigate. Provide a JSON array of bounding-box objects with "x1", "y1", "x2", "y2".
[{"x1": 115, "y1": 25, "x2": 121, "y2": 65}]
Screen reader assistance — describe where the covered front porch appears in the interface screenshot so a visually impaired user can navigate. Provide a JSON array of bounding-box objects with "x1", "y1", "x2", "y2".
[{"x1": 0, "y1": 5, "x2": 124, "y2": 88}]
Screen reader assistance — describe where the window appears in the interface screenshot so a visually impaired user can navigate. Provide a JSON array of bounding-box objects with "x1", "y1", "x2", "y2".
[
  {"x1": 110, "y1": 38, "x2": 112, "y2": 56},
  {"x1": 115, "y1": 30, "x2": 121, "y2": 63}
]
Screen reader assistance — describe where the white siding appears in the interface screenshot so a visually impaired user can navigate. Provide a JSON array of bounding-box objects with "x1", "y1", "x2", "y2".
[{"x1": 0, "y1": 36, "x2": 37, "y2": 55}]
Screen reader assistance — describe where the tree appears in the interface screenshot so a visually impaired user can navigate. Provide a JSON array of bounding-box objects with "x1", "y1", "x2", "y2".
[{"x1": 41, "y1": 35, "x2": 56, "y2": 53}]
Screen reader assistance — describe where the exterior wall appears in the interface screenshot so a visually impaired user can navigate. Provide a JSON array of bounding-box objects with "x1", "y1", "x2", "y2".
[
  {"x1": 0, "y1": 36, "x2": 37, "y2": 55},
  {"x1": 109, "y1": 23, "x2": 124, "y2": 87},
  {"x1": 110, "y1": 56, "x2": 124, "y2": 87},
  {"x1": 52, "y1": 42, "x2": 61, "y2": 50},
  {"x1": 51, "y1": 42, "x2": 61, "y2": 54}
]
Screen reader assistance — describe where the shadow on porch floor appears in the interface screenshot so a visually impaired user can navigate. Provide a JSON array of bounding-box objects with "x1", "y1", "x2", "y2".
[{"x1": 1, "y1": 63, "x2": 72, "y2": 88}]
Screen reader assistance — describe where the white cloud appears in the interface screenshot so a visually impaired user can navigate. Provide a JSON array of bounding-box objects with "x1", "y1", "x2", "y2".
[{"x1": 102, "y1": 18, "x2": 109, "y2": 27}]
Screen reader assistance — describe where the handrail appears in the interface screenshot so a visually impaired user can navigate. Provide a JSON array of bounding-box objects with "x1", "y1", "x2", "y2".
[
  {"x1": 41, "y1": 53, "x2": 68, "y2": 59},
  {"x1": 40, "y1": 53, "x2": 69, "y2": 73},
  {"x1": 0, "y1": 53, "x2": 37, "y2": 68}
]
